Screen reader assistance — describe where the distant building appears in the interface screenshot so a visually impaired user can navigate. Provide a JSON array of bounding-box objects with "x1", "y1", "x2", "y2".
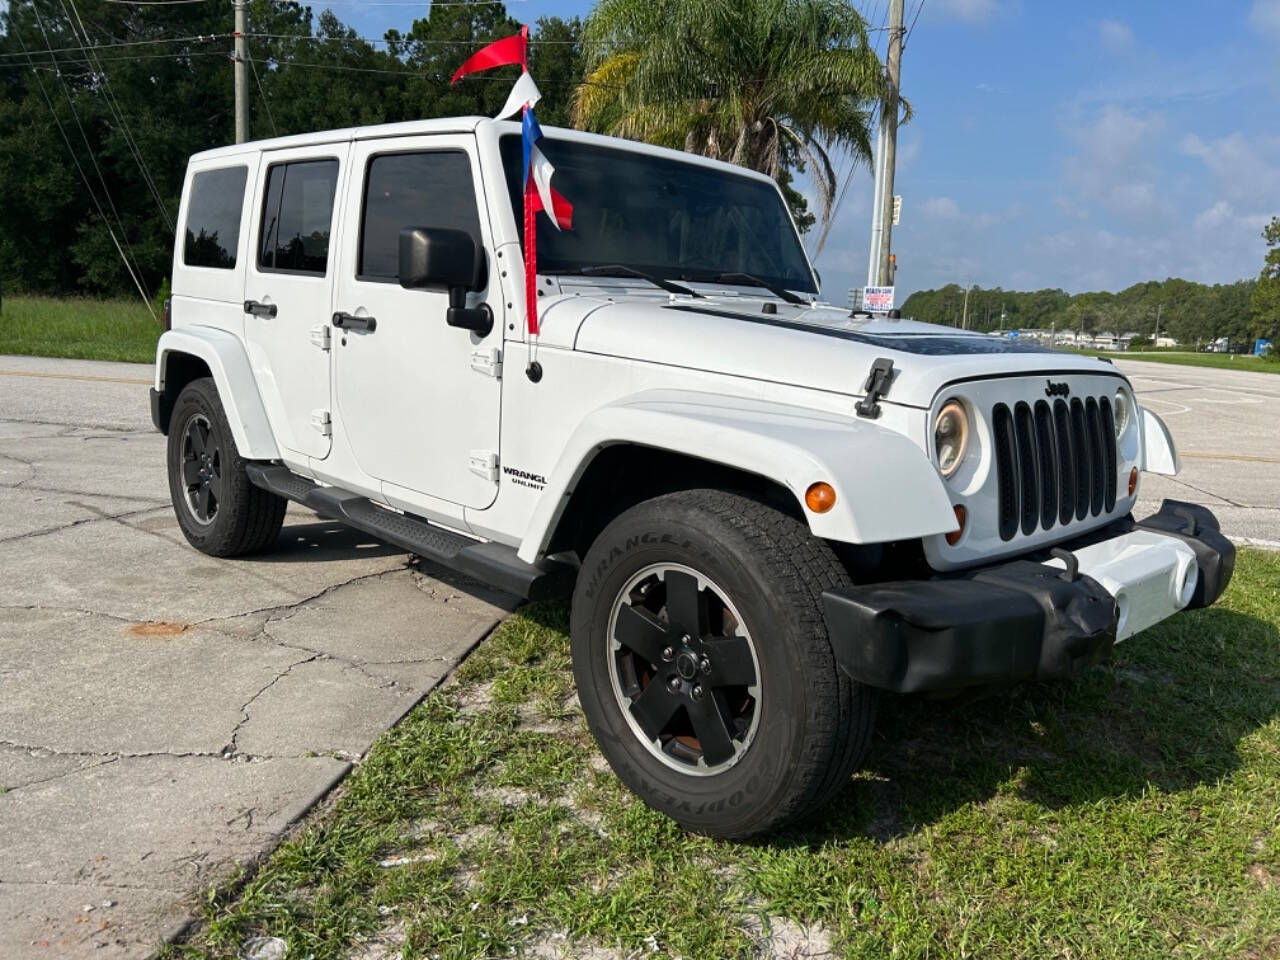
[{"x1": 1155, "y1": 335, "x2": 1179, "y2": 348}]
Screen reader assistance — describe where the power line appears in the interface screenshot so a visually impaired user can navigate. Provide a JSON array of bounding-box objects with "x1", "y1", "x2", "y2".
[
  {"x1": 903, "y1": 0, "x2": 926, "y2": 48},
  {"x1": 246, "y1": 46, "x2": 278, "y2": 137},
  {"x1": 30, "y1": 0, "x2": 152, "y2": 307},
  {"x1": 10, "y1": 19, "x2": 156, "y2": 319},
  {"x1": 61, "y1": 0, "x2": 176, "y2": 232},
  {"x1": 0, "y1": 33, "x2": 231, "y2": 60}
]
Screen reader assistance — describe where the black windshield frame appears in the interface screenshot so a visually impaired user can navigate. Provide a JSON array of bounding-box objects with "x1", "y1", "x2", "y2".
[{"x1": 499, "y1": 135, "x2": 817, "y2": 296}]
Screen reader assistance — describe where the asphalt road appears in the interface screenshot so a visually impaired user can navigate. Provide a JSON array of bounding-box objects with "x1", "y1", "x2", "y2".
[
  {"x1": 1118, "y1": 359, "x2": 1280, "y2": 544},
  {"x1": 0, "y1": 355, "x2": 516, "y2": 959},
  {"x1": 0, "y1": 354, "x2": 1275, "y2": 958}
]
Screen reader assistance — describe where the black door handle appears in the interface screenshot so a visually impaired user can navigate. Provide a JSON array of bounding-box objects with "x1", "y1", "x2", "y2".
[
  {"x1": 244, "y1": 299, "x2": 277, "y2": 318},
  {"x1": 332, "y1": 311, "x2": 376, "y2": 332}
]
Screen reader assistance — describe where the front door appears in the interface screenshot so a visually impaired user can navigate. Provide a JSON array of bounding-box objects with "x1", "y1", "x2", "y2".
[
  {"x1": 332, "y1": 136, "x2": 502, "y2": 509},
  {"x1": 243, "y1": 144, "x2": 348, "y2": 461}
]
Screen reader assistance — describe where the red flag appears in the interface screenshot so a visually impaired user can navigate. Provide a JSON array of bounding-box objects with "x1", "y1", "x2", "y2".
[
  {"x1": 529, "y1": 185, "x2": 574, "y2": 230},
  {"x1": 450, "y1": 27, "x2": 527, "y2": 84}
]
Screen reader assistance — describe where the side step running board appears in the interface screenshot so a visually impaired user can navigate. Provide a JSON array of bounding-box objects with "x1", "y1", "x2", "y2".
[{"x1": 246, "y1": 463, "x2": 571, "y2": 601}]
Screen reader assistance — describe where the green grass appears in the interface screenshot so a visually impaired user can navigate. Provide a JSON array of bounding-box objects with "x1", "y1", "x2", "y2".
[
  {"x1": 1076, "y1": 348, "x2": 1280, "y2": 375},
  {"x1": 165, "y1": 551, "x2": 1280, "y2": 959},
  {"x1": 0, "y1": 296, "x2": 160, "y2": 363}
]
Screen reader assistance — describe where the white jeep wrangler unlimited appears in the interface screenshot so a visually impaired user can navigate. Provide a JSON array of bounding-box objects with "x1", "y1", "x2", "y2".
[{"x1": 152, "y1": 117, "x2": 1234, "y2": 838}]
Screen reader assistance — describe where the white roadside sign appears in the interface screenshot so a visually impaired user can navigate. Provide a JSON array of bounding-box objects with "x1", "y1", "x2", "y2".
[{"x1": 863, "y1": 286, "x2": 895, "y2": 312}]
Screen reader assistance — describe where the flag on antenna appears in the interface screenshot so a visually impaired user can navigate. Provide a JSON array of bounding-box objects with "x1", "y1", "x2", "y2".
[{"x1": 451, "y1": 26, "x2": 573, "y2": 337}]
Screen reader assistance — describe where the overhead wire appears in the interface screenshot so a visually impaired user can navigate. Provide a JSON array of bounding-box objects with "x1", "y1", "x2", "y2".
[
  {"x1": 9, "y1": 18, "x2": 157, "y2": 317},
  {"x1": 60, "y1": 0, "x2": 177, "y2": 232},
  {"x1": 30, "y1": 0, "x2": 156, "y2": 309},
  {"x1": 246, "y1": 44, "x2": 279, "y2": 137}
]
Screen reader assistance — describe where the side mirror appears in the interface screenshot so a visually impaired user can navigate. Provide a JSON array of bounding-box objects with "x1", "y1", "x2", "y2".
[{"x1": 398, "y1": 227, "x2": 493, "y2": 336}]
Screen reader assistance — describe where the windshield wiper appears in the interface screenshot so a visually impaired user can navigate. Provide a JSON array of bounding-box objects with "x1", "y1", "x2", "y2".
[
  {"x1": 577, "y1": 264, "x2": 703, "y2": 298},
  {"x1": 712, "y1": 272, "x2": 807, "y2": 305}
]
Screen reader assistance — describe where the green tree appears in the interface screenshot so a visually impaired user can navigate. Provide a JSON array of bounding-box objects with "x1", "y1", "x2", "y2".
[
  {"x1": 1250, "y1": 216, "x2": 1280, "y2": 342},
  {"x1": 570, "y1": 0, "x2": 888, "y2": 244}
]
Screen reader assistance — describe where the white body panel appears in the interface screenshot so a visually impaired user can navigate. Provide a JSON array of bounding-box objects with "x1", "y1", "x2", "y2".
[
  {"x1": 241, "y1": 143, "x2": 351, "y2": 462},
  {"x1": 330, "y1": 134, "x2": 504, "y2": 510},
  {"x1": 155, "y1": 326, "x2": 278, "y2": 460},
  {"x1": 165, "y1": 117, "x2": 1186, "y2": 591},
  {"x1": 514, "y1": 386, "x2": 957, "y2": 564}
]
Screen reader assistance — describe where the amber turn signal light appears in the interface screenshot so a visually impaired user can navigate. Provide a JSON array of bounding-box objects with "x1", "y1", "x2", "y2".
[
  {"x1": 945, "y1": 504, "x2": 967, "y2": 546},
  {"x1": 1128, "y1": 467, "x2": 1139, "y2": 497},
  {"x1": 805, "y1": 482, "x2": 837, "y2": 513}
]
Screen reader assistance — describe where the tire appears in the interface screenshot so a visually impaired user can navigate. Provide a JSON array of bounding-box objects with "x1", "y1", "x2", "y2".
[
  {"x1": 166, "y1": 377, "x2": 286, "y2": 557},
  {"x1": 571, "y1": 489, "x2": 877, "y2": 838}
]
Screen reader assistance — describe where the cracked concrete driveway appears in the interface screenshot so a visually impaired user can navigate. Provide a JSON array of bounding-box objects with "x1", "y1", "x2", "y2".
[{"x1": 0, "y1": 356, "x2": 517, "y2": 959}]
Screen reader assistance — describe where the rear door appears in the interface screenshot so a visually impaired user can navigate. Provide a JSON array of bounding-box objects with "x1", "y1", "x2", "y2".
[
  {"x1": 244, "y1": 144, "x2": 349, "y2": 461},
  {"x1": 331, "y1": 135, "x2": 503, "y2": 508}
]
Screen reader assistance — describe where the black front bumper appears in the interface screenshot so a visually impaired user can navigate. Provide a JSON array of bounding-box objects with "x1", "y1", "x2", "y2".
[{"x1": 822, "y1": 500, "x2": 1234, "y2": 694}]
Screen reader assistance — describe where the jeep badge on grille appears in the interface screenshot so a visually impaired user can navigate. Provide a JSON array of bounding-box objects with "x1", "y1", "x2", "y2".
[{"x1": 1045, "y1": 380, "x2": 1071, "y2": 397}]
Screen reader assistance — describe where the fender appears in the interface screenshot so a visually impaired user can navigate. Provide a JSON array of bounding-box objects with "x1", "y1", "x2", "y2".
[
  {"x1": 1139, "y1": 405, "x2": 1180, "y2": 476},
  {"x1": 154, "y1": 326, "x2": 279, "y2": 460},
  {"x1": 516, "y1": 390, "x2": 958, "y2": 563}
]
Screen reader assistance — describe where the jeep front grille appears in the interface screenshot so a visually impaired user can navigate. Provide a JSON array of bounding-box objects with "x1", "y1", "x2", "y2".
[{"x1": 992, "y1": 396, "x2": 1118, "y2": 542}]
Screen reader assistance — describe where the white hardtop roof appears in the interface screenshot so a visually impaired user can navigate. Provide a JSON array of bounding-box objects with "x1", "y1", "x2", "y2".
[
  {"x1": 187, "y1": 116, "x2": 778, "y2": 186},
  {"x1": 189, "y1": 115, "x2": 487, "y2": 162}
]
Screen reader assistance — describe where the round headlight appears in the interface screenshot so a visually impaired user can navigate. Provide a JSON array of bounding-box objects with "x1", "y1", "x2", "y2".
[
  {"x1": 1113, "y1": 389, "x2": 1131, "y2": 438},
  {"x1": 935, "y1": 400, "x2": 969, "y2": 478}
]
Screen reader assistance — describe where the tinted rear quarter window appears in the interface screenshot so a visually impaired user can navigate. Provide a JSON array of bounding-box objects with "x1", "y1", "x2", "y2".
[
  {"x1": 258, "y1": 159, "x2": 339, "y2": 275},
  {"x1": 183, "y1": 166, "x2": 248, "y2": 269},
  {"x1": 359, "y1": 151, "x2": 481, "y2": 281}
]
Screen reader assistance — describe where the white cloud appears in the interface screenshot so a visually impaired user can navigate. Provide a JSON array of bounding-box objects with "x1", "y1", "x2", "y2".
[
  {"x1": 1249, "y1": 0, "x2": 1280, "y2": 36},
  {"x1": 1180, "y1": 132, "x2": 1280, "y2": 207},
  {"x1": 1061, "y1": 105, "x2": 1173, "y2": 220},
  {"x1": 1097, "y1": 19, "x2": 1134, "y2": 53},
  {"x1": 931, "y1": 0, "x2": 1002, "y2": 23},
  {"x1": 923, "y1": 196, "x2": 960, "y2": 218}
]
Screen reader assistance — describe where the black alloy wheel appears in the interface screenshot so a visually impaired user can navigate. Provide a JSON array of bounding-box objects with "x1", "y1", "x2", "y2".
[
  {"x1": 180, "y1": 413, "x2": 222, "y2": 525},
  {"x1": 608, "y1": 564, "x2": 761, "y2": 775}
]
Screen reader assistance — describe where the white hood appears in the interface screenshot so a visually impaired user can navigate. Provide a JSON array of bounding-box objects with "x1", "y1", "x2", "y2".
[{"x1": 532, "y1": 284, "x2": 1124, "y2": 407}]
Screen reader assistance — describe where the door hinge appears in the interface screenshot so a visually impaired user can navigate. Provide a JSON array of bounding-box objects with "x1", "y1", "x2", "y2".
[
  {"x1": 470, "y1": 347, "x2": 503, "y2": 378},
  {"x1": 469, "y1": 449, "x2": 499, "y2": 482},
  {"x1": 311, "y1": 409, "x2": 332, "y2": 437},
  {"x1": 310, "y1": 324, "x2": 332, "y2": 351}
]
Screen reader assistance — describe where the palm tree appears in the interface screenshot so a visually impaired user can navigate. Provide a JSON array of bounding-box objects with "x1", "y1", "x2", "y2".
[{"x1": 571, "y1": 0, "x2": 892, "y2": 250}]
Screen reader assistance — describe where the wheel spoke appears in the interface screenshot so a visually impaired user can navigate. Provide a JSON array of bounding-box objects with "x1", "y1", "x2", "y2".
[
  {"x1": 182, "y1": 459, "x2": 202, "y2": 486},
  {"x1": 688, "y1": 692, "x2": 736, "y2": 766},
  {"x1": 190, "y1": 421, "x2": 208, "y2": 456},
  {"x1": 706, "y1": 635, "x2": 757, "y2": 687},
  {"x1": 614, "y1": 603, "x2": 669, "y2": 664},
  {"x1": 663, "y1": 570, "x2": 706, "y2": 638},
  {"x1": 196, "y1": 484, "x2": 211, "y2": 519},
  {"x1": 628, "y1": 680, "x2": 682, "y2": 740}
]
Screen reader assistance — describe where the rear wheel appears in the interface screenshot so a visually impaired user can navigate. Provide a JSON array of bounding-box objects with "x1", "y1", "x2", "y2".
[
  {"x1": 571, "y1": 490, "x2": 876, "y2": 838},
  {"x1": 166, "y1": 378, "x2": 286, "y2": 557}
]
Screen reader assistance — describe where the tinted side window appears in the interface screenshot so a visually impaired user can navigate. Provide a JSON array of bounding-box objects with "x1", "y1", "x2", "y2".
[
  {"x1": 183, "y1": 166, "x2": 247, "y2": 269},
  {"x1": 359, "y1": 152, "x2": 481, "y2": 281},
  {"x1": 258, "y1": 159, "x2": 339, "y2": 274}
]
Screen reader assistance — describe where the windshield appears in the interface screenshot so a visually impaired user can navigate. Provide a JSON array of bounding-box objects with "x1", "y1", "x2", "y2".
[{"x1": 499, "y1": 135, "x2": 817, "y2": 295}]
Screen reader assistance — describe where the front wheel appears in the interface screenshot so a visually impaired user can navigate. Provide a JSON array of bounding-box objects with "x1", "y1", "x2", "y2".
[{"x1": 571, "y1": 490, "x2": 876, "y2": 838}]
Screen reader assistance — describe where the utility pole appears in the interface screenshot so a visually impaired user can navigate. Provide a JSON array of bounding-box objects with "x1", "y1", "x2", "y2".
[
  {"x1": 866, "y1": 0, "x2": 905, "y2": 287},
  {"x1": 961, "y1": 282, "x2": 971, "y2": 330},
  {"x1": 874, "y1": 0, "x2": 905, "y2": 287},
  {"x1": 1153, "y1": 303, "x2": 1162, "y2": 344},
  {"x1": 233, "y1": 1, "x2": 248, "y2": 144}
]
